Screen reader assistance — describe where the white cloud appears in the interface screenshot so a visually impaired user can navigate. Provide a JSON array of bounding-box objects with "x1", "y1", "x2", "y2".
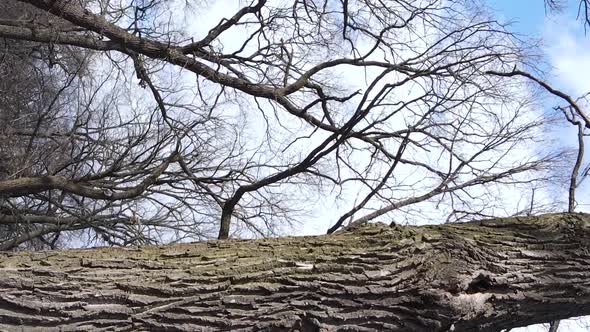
[{"x1": 544, "y1": 16, "x2": 590, "y2": 95}]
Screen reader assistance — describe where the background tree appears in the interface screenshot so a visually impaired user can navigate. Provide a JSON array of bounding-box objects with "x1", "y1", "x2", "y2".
[
  {"x1": 0, "y1": 0, "x2": 221, "y2": 248},
  {"x1": 0, "y1": 0, "x2": 94, "y2": 249}
]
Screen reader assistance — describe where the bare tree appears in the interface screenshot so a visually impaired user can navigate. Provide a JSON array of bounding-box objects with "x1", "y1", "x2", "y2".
[
  {"x1": 0, "y1": 0, "x2": 573, "y2": 250},
  {"x1": 0, "y1": 0, "x2": 94, "y2": 249}
]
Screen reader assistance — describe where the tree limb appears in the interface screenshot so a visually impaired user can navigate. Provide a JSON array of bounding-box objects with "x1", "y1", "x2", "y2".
[{"x1": 0, "y1": 213, "x2": 589, "y2": 331}]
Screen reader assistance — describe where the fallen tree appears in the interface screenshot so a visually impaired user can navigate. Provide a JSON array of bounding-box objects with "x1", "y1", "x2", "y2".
[{"x1": 0, "y1": 213, "x2": 589, "y2": 331}]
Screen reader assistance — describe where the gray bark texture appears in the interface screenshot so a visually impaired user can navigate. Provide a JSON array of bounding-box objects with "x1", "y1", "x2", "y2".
[{"x1": 1, "y1": 213, "x2": 590, "y2": 331}]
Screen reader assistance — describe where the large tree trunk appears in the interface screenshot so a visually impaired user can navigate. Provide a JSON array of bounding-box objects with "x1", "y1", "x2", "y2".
[{"x1": 1, "y1": 213, "x2": 590, "y2": 331}]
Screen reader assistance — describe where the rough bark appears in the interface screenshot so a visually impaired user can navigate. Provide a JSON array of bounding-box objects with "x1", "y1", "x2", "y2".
[{"x1": 1, "y1": 213, "x2": 590, "y2": 331}]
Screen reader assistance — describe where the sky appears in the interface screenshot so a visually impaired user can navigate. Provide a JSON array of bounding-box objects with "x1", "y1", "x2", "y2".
[
  {"x1": 177, "y1": 0, "x2": 590, "y2": 232},
  {"x1": 486, "y1": 1, "x2": 590, "y2": 331},
  {"x1": 487, "y1": 0, "x2": 546, "y2": 34},
  {"x1": 174, "y1": 0, "x2": 590, "y2": 235}
]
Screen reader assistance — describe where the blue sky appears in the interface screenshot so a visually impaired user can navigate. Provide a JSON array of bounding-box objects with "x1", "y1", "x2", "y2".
[
  {"x1": 489, "y1": 0, "x2": 587, "y2": 47},
  {"x1": 487, "y1": 0, "x2": 547, "y2": 34}
]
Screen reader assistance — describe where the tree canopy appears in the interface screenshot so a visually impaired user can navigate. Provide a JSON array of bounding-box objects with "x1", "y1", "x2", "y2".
[{"x1": 0, "y1": 0, "x2": 587, "y2": 250}]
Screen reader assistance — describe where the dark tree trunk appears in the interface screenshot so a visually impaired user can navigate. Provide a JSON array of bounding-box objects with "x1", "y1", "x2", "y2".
[{"x1": 1, "y1": 213, "x2": 590, "y2": 331}]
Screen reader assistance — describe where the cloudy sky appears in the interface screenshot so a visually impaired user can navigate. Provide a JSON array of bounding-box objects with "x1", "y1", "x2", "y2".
[
  {"x1": 279, "y1": 0, "x2": 590, "y2": 238},
  {"x1": 485, "y1": 0, "x2": 590, "y2": 217},
  {"x1": 492, "y1": 0, "x2": 590, "y2": 96}
]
